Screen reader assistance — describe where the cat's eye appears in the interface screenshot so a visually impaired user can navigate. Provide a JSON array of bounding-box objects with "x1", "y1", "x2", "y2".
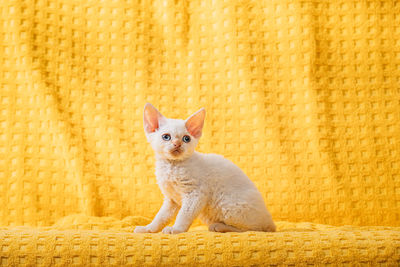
[
  {"x1": 182, "y1": 135, "x2": 191, "y2": 143},
  {"x1": 162, "y1": 134, "x2": 171, "y2": 141}
]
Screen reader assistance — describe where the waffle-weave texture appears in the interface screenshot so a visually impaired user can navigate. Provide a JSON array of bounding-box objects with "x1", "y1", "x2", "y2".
[
  {"x1": 1, "y1": 0, "x2": 400, "y2": 228},
  {"x1": 0, "y1": 216, "x2": 399, "y2": 266}
]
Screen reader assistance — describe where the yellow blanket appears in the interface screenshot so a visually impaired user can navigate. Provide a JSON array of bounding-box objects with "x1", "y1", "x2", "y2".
[
  {"x1": 0, "y1": 214, "x2": 399, "y2": 266},
  {"x1": 0, "y1": 0, "x2": 399, "y2": 265}
]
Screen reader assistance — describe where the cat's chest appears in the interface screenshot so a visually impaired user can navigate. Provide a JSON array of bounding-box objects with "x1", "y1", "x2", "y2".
[{"x1": 155, "y1": 161, "x2": 197, "y2": 203}]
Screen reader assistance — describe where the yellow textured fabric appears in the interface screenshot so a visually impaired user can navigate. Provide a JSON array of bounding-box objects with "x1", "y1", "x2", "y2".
[
  {"x1": 0, "y1": 215, "x2": 400, "y2": 266},
  {"x1": 1, "y1": 0, "x2": 400, "y2": 265}
]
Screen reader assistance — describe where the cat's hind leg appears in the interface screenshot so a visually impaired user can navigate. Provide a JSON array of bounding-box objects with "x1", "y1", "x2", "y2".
[{"x1": 208, "y1": 222, "x2": 244, "y2": 233}]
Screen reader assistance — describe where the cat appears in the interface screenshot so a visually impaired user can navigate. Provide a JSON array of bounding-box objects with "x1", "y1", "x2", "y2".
[{"x1": 134, "y1": 103, "x2": 276, "y2": 234}]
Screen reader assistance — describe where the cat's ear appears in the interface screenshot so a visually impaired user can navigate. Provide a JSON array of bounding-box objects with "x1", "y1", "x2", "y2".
[
  {"x1": 185, "y1": 108, "x2": 206, "y2": 138},
  {"x1": 143, "y1": 103, "x2": 166, "y2": 133}
]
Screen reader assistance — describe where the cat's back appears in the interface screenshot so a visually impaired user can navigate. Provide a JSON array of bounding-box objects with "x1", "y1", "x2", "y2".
[
  {"x1": 196, "y1": 152, "x2": 255, "y2": 187},
  {"x1": 200, "y1": 152, "x2": 237, "y2": 170},
  {"x1": 199, "y1": 152, "x2": 226, "y2": 165}
]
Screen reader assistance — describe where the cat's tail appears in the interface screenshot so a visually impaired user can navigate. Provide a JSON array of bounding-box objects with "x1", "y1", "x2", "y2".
[
  {"x1": 263, "y1": 219, "x2": 276, "y2": 232},
  {"x1": 263, "y1": 222, "x2": 276, "y2": 232}
]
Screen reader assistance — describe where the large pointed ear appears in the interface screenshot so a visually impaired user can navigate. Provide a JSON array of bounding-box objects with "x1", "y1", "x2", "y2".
[
  {"x1": 143, "y1": 103, "x2": 166, "y2": 133},
  {"x1": 185, "y1": 108, "x2": 206, "y2": 138}
]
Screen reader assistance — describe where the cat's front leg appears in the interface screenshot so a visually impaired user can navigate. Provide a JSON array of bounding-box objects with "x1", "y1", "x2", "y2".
[
  {"x1": 162, "y1": 193, "x2": 206, "y2": 234},
  {"x1": 134, "y1": 197, "x2": 179, "y2": 233}
]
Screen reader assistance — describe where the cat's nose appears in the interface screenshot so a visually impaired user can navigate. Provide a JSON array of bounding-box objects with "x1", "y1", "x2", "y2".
[{"x1": 172, "y1": 140, "x2": 182, "y2": 147}]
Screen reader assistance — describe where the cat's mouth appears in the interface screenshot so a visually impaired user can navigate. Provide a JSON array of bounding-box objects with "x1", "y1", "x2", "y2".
[{"x1": 169, "y1": 148, "x2": 183, "y2": 155}]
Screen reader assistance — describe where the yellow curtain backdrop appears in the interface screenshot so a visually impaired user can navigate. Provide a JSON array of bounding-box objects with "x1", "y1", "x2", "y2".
[{"x1": 0, "y1": 0, "x2": 399, "y2": 228}]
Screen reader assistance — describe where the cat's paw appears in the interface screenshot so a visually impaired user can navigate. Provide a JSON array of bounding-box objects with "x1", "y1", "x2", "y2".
[
  {"x1": 162, "y1": 226, "x2": 184, "y2": 234},
  {"x1": 134, "y1": 225, "x2": 154, "y2": 233}
]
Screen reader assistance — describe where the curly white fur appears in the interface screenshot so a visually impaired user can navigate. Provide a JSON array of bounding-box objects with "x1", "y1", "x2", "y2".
[{"x1": 134, "y1": 103, "x2": 276, "y2": 234}]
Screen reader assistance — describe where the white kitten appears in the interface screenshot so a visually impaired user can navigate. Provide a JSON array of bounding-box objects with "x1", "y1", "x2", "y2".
[{"x1": 134, "y1": 103, "x2": 276, "y2": 234}]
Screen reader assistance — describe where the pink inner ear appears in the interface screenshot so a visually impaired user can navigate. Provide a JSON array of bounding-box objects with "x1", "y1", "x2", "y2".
[
  {"x1": 144, "y1": 110, "x2": 158, "y2": 133},
  {"x1": 187, "y1": 124, "x2": 202, "y2": 138},
  {"x1": 185, "y1": 108, "x2": 205, "y2": 138},
  {"x1": 144, "y1": 104, "x2": 163, "y2": 133}
]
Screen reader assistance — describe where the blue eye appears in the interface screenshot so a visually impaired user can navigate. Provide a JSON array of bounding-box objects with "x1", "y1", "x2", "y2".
[
  {"x1": 182, "y1": 135, "x2": 191, "y2": 143},
  {"x1": 162, "y1": 134, "x2": 171, "y2": 141}
]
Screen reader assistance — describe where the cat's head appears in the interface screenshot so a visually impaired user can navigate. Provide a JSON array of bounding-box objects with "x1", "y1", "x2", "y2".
[{"x1": 143, "y1": 103, "x2": 205, "y2": 161}]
